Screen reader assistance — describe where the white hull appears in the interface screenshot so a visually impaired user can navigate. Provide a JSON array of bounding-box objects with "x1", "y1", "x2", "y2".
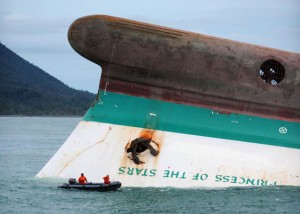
[{"x1": 37, "y1": 121, "x2": 300, "y2": 187}]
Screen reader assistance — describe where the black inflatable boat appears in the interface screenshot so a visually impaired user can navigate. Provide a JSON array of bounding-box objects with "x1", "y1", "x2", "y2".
[{"x1": 58, "y1": 179, "x2": 121, "y2": 191}]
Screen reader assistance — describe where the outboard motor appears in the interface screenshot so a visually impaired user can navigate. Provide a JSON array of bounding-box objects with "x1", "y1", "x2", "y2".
[{"x1": 69, "y1": 178, "x2": 76, "y2": 184}]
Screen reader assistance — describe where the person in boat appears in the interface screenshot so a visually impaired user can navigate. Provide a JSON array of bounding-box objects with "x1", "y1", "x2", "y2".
[
  {"x1": 78, "y1": 173, "x2": 87, "y2": 184},
  {"x1": 103, "y1": 175, "x2": 110, "y2": 185}
]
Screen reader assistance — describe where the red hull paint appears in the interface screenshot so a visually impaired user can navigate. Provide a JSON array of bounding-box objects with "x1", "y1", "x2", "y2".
[{"x1": 68, "y1": 15, "x2": 300, "y2": 121}]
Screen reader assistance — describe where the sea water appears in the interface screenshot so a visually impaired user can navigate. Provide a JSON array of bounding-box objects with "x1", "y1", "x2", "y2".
[{"x1": 0, "y1": 117, "x2": 299, "y2": 214}]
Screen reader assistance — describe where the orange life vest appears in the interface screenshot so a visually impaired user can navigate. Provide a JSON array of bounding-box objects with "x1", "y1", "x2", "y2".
[
  {"x1": 103, "y1": 176, "x2": 110, "y2": 184},
  {"x1": 78, "y1": 175, "x2": 87, "y2": 184}
]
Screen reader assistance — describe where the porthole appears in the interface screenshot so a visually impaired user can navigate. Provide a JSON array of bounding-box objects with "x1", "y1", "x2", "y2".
[{"x1": 259, "y1": 59, "x2": 285, "y2": 85}]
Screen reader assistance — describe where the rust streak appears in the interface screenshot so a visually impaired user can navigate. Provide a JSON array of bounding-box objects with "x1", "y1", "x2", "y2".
[{"x1": 57, "y1": 127, "x2": 111, "y2": 176}]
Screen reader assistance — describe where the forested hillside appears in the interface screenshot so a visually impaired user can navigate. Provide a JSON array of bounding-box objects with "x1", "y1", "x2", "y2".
[{"x1": 0, "y1": 42, "x2": 96, "y2": 116}]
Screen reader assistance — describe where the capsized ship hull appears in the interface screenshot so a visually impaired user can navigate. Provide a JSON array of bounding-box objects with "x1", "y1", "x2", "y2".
[
  {"x1": 38, "y1": 121, "x2": 299, "y2": 187},
  {"x1": 37, "y1": 15, "x2": 300, "y2": 187}
]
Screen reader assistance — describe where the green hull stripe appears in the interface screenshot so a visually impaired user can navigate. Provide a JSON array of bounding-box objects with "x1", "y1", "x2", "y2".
[{"x1": 83, "y1": 92, "x2": 300, "y2": 149}]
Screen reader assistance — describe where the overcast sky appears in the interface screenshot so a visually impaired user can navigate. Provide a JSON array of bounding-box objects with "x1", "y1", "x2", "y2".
[{"x1": 1, "y1": 0, "x2": 299, "y2": 93}]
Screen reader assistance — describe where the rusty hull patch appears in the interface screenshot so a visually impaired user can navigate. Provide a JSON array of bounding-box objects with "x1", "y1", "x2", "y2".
[{"x1": 69, "y1": 15, "x2": 300, "y2": 122}]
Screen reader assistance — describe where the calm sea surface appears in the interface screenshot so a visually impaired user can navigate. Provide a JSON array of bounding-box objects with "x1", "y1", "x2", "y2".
[{"x1": 0, "y1": 117, "x2": 299, "y2": 214}]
